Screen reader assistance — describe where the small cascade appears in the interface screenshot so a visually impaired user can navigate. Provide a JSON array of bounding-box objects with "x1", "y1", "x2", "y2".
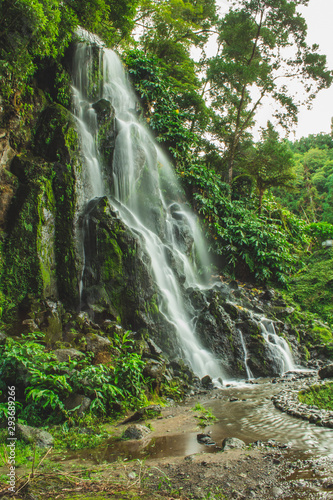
[
  {"x1": 72, "y1": 35, "x2": 225, "y2": 382},
  {"x1": 238, "y1": 330, "x2": 253, "y2": 380},
  {"x1": 259, "y1": 318, "x2": 296, "y2": 375}
]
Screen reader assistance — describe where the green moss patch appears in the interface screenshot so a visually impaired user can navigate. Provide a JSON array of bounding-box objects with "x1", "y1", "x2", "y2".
[{"x1": 299, "y1": 382, "x2": 333, "y2": 410}]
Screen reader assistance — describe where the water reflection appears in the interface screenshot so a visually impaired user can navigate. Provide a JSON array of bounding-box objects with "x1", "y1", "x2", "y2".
[{"x1": 72, "y1": 381, "x2": 333, "y2": 465}]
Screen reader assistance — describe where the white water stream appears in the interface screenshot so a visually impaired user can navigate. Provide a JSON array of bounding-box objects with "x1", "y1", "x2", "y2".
[
  {"x1": 259, "y1": 318, "x2": 296, "y2": 374},
  {"x1": 72, "y1": 40, "x2": 224, "y2": 381},
  {"x1": 72, "y1": 34, "x2": 298, "y2": 382}
]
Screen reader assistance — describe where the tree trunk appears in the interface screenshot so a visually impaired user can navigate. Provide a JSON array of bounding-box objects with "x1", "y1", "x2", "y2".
[{"x1": 258, "y1": 189, "x2": 264, "y2": 215}]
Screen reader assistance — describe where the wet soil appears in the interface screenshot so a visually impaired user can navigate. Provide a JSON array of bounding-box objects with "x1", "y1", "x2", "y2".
[{"x1": 1, "y1": 378, "x2": 333, "y2": 499}]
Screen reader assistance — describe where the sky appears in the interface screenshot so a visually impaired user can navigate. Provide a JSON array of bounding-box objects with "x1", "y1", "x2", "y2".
[{"x1": 211, "y1": 0, "x2": 333, "y2": 140}]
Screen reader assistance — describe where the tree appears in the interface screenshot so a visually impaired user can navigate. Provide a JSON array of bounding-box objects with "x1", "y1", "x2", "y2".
[
  {"x1": 135, "y1": 0, "x2": 217, "y2": 90},
  {"x1": 240, "y1": 123, "x2": 295, "y2": 214},
  {"x1": 207, "y1": 0, "x2": 333, "y2": 184}
]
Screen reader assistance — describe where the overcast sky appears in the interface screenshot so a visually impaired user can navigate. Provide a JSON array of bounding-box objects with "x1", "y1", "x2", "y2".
[{"x1": 212, "y1": 0, "x2": 333, "y2": 140}]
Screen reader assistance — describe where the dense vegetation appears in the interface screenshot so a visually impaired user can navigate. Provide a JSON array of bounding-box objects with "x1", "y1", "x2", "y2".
[
  {"x1": 0, "y1": 0, "x2": 333, "y2": 433},
  {"x1": 299, "y1": 382, "x2": 333, "y2": 411}
]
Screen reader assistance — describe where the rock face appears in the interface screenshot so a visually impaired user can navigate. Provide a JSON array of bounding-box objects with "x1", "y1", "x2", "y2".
[
  {"x1": 319, "y1": 363, "x2": 333, "y2": 379},
  {"x1": 2, "y1": 103, "x2": 82, "y2": 310}
]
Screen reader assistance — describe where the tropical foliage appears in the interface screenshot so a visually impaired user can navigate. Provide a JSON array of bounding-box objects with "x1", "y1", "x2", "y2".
[{"x1": 0, "y1": 332, "x2": 148, "y2": 426}]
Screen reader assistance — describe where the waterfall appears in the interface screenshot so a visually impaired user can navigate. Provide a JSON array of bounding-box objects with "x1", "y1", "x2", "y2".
[
  {"x1": 259, "y1": 318, "x2": 296, "y2": 375},
  {"x1": 72, "y1": 38, "x2": 224, "y2": 382},
  {"x1": 238, "y1": 330, "x2": 253, "y2": 379},
  {"x1": 71, "y1": 33, "x2": 299, "y2": 383}
]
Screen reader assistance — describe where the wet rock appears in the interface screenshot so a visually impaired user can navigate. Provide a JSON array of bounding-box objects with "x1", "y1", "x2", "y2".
[
  {"x1": 260, "y1": 289, "x2": 275, "y2": 301},
  {"x1": 201, "y1": 375, "x2": 213, "y2": 389},
  {"x1": 53, "y1": 348, "x2": 85, "y2": 362},
  {"x1": 319, "y1": 363, "x2": 333, "y2": 379},
  {"x1": 64, "y1": 394, "x2": 92, "y2": 416},
  {"x1": 229, "y1": 280, "x2": 239, "y2": 290},
  {"x1": 146, "y1": 338, "x2": 163, "y2": 356},
  {"x1": 122, "y1": 424, "x2": 151, "y2": 440},
  {"x1": 197, "y1": 433, "x2": 216, "y2": 445},
  {"x1": 222, "y1": 437, "x2": 246, "y2": 450},
  {"x1": 17, "y1": 424, "x2": 54, "y2": 448}
]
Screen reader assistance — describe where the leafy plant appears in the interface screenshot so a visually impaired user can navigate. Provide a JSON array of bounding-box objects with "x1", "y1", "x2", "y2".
[
  {"x1": 191, "y1": 403, "x2": 217, "y2": 428},
  {"x1": 0, "y1": 331, "x2": 149, "y2": 426},
  {"x1": 181, "y1": 163, "x2": 309, "y2": 284}
]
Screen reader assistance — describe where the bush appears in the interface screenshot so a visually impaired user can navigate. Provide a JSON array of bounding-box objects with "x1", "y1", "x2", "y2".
[
  {"x1": 181, "y1": 164, "x2": 309, "y2": 284},
  {"x1": 0, "y1": 331, "x2": 148, "y2": 426}
]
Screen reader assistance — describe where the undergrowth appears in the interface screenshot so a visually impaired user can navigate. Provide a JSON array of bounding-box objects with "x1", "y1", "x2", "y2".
[
  {"x1": 0, "y1": 331, "x2": 149, "y2": 426},
  {"x1": 299, "y1": 382, "x2": 333, "y2": 411}
]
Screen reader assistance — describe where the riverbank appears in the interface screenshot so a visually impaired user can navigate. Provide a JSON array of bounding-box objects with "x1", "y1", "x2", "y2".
[{"x1": 1, "y1": 373, "x2": 333, "y2": 499}]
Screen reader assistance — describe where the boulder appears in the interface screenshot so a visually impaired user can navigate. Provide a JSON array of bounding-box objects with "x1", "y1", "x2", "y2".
[
  {"x1": 222, "y1": 437, "x2": 246, "y2": 450},
  {"x1": 86, "y1": 333, "x2": 111, "y2": 353},
  {"x1": 64, "y1": 394, "x2": 91, "y2": 416},
  {"x1": 319, "y1": 363, "x2": 333, "y2": 379},
  {"x1": 17, "y1": 424, "x2": 54, "y2": 448},
  {"x1": 201, "y1": 375, "x2": 213, "y2": 389},
  {"x1": 122, "y1": 424, "x2": 151, "y2": 440},
  {"x1": 53, "y1": 348, "x2": 85, "y2": 363}
]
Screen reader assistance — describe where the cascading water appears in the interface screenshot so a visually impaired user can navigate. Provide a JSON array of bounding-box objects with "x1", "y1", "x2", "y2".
[
  {"x1": 238, "y1": 330, "x2": 253, "y2": 379},
  {"x1": 72, "y1": 35, "x2": 224, "y2": 381},
  {"x1": 259, "y1": 318, "x2": 296, "y2": 374},
  {"x1": 71, "y1": 31, "x2": 299, "y2": 382}
]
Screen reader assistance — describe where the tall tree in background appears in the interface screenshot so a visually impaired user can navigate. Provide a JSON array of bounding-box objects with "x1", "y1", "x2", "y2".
[
  {"x1": 240, "y1": 122, "x2": 295, "y2": 214},
  {"x1": 207, "y1": 0, "x2": 333, "y2": 184}
]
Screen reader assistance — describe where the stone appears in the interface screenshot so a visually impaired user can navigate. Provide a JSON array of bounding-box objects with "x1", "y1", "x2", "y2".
[
  {"x1": 122, "y1": 424, "x2": 151, "y2": 440},
  {"x1": 271, "y1": 486, "x2": 284, "y2": 498},
  {"x1": 17, "y1": 424, "x2": 54, "y2": 448},
  {"x1": 143, "y1": 360, "x2": 165, "y2": 390},
  {"x1": 53, "y1": 348, "x2": 85, "y2": 363},
  {"x1": 22, "y1": 319, "x2": 39, "y2": 331},
  {"x1": 319, "y1": 363, "x2": 333, "y2": 379},
  {"x1": 260, "y1": 289, "x2": 275, "y2": 301},
  {"x1": 146, "y1": 338, "x2": 163, "y2": 356},
  {"x1": 0, "y1": 332, "x2": 8, "y2": 344},
  {"x1": 201, "y1": 375, "x2": 213, "y2": 388},
  {"x1": 86, "y1": 333, "x2": 111, "y2": 354},
  {"x1": 229, "y1": 280, "x2": 239, "y2": 290},
  {"x1": 197, "y1": 433, "x2": 216, "y2": 445},
  {"x1": 222, "y1": 437, "x2": 246, "y2": 450},
  {"x1": 64, "y1": 394, "x2": 91, "y2": 417}
]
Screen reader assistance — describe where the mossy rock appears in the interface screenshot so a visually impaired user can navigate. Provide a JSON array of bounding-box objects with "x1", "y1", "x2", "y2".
[
  {"x1": 80, "y1": 197, "x2": 168, "y2": 340},
  {"x1": 33, "y1": 104, "x2": 79, "y2": 163},
  {"x1": 2, "y1": 171, "x2": 58, "y2": 308}
]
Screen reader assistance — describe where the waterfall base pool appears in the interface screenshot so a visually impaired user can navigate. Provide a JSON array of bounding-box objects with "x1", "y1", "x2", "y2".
[{"x1": 61, "y1": 376, "x2": 333, "y2": 499}]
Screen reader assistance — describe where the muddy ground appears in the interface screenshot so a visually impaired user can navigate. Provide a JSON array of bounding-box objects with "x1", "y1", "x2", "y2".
[{"x1": 1, "y1": 386, "x2": 333, "y2": 500}]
